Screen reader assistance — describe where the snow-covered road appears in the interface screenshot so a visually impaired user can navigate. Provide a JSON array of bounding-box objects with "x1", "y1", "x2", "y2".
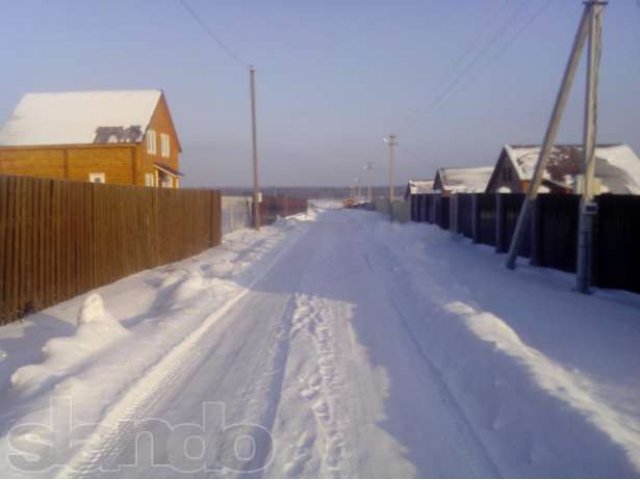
[{"x1": 1, "y1": 207, "x2": 640, "y2": 478}]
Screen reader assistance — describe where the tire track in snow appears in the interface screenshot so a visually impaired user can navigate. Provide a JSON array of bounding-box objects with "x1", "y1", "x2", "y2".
[
  {"x1": 365, "y1": 224, "x2": 501, "y2": 478},
  {"x1": 53, "y1": 224, "x2": 309, "y2": 479},
  {"x1": 285, "y1": 293, "x2": 350, "y2": 478}
]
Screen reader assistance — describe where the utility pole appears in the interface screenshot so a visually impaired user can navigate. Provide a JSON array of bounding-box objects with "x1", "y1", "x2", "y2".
[
  {"x1": 250, "y1": 66, "x2": 260, "y2": 230},
  {"x1": 384, "y1": 134, "x2": 397, "y2": 203},
  {"x1": 576, "y1": 1, "x2": 605, "y2": 293},
  {"x1": 505, "y1": 3, "x2": 594, "y2": 270},
  {"x1": 364, "y1": 161, "x2": 374, "y2": 203}
]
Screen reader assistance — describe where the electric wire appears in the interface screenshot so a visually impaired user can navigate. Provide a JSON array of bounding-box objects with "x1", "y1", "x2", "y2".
[
  {"x1": 397, "y1": 0, "x2": 530, "y2": 134},
  {"x1": 179, "y1": 0, "x2": 251, "y2": 68},
  {"x1": 429, "y1": 0, "x2": 555, "y2": 117},
  {"x1": 398, "y1": 0, "x2": 554, "y2": 136}
]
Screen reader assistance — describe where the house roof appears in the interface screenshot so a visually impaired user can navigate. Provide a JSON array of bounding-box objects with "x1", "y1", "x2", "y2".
[
  {"x1": 406, "y1": 179, "x2": 434, "y2": 195},
  {"x1": 503, "y1": 144, "x2": 640, "y2": 194},
  {"x1": 0, "y1": 90, "x2": 163, "y2": 147},
  {"x1": 436, "y1": 166, "x2": 494, "y2": 193}
]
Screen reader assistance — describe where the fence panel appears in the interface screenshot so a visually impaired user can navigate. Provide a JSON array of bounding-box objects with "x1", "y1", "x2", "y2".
[
  {"x1": 458, "y1": 194, "x2": 473, "y2": 238},
  {"x1": 533, "y1": 194, "x2": 580, "y2": 273},
  {"x1": 410, "y1": 195, "x2": 417, "y2": 222},
  {"x1": 434, "y1": 195, "x2": 450, "y2": 230},
  {"x1": 594, "y1": 195, "x2": 640, "y2": 294},
  {"x1": 474, "y1": 194, "x2": 497, "y2": 246},
  {"x1": 416, "y1": 195, "x2": 426, "y2": 222},
  {"x1": 0, "y1": 175, "x2": 222, "y2": 325},
  {"x1": 259, "y1": 195, "x2": 308, "y2": 226},
  {"x1": 495, "y1": 194, "x2": 531, "y2": 257}
]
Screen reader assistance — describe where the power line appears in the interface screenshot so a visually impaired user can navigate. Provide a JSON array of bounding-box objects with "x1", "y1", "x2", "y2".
[
  {"x1": 398, "y1": 0, "x2": 529, "y2": 134},
  {"x1": 428, "y1": 0, "x2": 555, "y2": 117},
  {"x1": 179, "y1": 0, "x2": 251, "y2": 68},
  {"x1": 400, "y1": 0, "x2": 511, "y2": 127},
  {"x1": 398, "y1": 0, "x2": 555, "y2": 136}
]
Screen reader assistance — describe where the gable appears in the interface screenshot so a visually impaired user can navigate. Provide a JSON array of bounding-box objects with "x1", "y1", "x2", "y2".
[
  {"x1": 147, "y1": 93, "x2": 182, "y2": 152},
  {"x1": 486, "y1": 149, "x2": 520, "y2": 192}
]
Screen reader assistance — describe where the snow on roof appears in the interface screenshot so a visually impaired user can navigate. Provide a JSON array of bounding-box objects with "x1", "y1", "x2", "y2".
[
  {"x1": 504, "y1": 144, "x2": 640, "y2": 194},
  {"x1": 407, "y1": 179, "x2": 434, "y2": 195},
  {"x1": 437, "y1": 166, "x2": 494, "y2": 193},
  {"x1": 0, "y1": 90, "x2": 162, "y2": 147}
]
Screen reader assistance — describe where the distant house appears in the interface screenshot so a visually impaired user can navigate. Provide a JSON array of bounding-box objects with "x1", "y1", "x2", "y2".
[
  {"x1": 0, "y1": 90, "x2": 182, "y2": 188},
  {"x1": 404, "y1": 179, "x2": 434, "y2": 200},
  {"x1": 485, "y1": 144, "x2": 640, "y2": 195},
  {"x1": 433, "y1": 166, "x2": 493, "y2": 195}
]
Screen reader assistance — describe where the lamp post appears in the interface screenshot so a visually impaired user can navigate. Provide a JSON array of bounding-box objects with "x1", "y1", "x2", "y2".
[{"x1": 383, "y1": 134, "x2": 397, "y2": 203}]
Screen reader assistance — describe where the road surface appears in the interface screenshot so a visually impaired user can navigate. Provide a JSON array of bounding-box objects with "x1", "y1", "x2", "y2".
[
  {"x1": 62, "y1": 210, "x2": 497, "y2": 478},
  {"x1": 5, "y1": 208, "x2": 640, "y2": 478}
]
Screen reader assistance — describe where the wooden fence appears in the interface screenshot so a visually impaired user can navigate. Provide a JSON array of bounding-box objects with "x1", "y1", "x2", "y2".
[
  {"x1": 260, "y1": 195, "x2": 308, "y2": 226},
  {"x1": 410, "y1": 192, "x2": 640, "y2": 295},
  {"x1": 0, "y1": 175, "x2": 221, "y2": 325}
]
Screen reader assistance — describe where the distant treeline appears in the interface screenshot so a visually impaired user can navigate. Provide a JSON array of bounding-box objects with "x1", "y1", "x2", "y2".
[{"x1": 220, "y1": 186, "x2": 403, "y2": 200}]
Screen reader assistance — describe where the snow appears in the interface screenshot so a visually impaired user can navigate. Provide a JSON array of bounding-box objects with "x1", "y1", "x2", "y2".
[
  {"x1": 504, "y1": 143, "x2": 640, "y2": 194},
  {"x1": 0, "y1": 208, "x2": 639, "y2": 477},
  {"x1": 0, "y1": 90, "x2": 161, "y2": 146},
  {"x1": 406, "y1": 179, "x2": 434, "y2": 195},
  {"x1": 438, "y1": 166, "x2": 494, "y2": 193}
]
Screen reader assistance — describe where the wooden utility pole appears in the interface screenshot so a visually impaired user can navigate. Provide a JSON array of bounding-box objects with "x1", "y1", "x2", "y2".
[
  {"x1": 365, "y1": 161, "x2": 374, "y2": 203},
  {"x1": 505, "y1": 4, "x2": 593, "y2": 270},
  {"x1": 385, "y1": 134, "x2": 397, "y2": 203},
  {"x1": 250, "y1": 66, "x2": 260, "y2": 230},
  {"x1": 576, "y1": 1, "x2": 605, "y2": 293}
]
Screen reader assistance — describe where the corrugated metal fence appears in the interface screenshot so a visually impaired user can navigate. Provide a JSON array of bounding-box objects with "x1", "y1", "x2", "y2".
[
  {"x1": 410, "y1": 192, "x2": 640, "y2": 295},
  {"x1": 221, "y1": 196, "x2": 253, "y2": 235},
  {"x1": 0, "y1": 175, "x2": 221, "y2": 325}
]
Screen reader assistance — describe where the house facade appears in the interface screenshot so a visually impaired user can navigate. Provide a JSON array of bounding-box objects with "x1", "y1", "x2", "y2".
[
  {"x1": 0, "y1": 90, "x2": 182, "y2": 188},
  {"x1": 485, "y1": 144, "x2": 640, "y2": 195}
]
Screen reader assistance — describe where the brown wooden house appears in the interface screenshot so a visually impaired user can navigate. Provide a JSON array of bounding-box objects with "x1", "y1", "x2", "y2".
[
  {"x1": 0, "y1": 90, "x2": 183, "y2": 187},
  {"x1": 485, "y1": 144, "x2": 640, "y2": 195}
]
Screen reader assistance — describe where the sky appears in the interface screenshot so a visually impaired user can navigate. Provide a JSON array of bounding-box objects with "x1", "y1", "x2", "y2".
[{"x1": 0, "y1": 0, "x2": 639, "y2": 188}]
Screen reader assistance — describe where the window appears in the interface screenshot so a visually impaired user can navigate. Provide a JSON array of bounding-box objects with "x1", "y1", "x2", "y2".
[
  {"x1": 89, "y1": 172, "x2": 105, "y2": 183},
  {"x1": 160, "y1": 133, "x2": 170, "y2": 158},
  {"x1": 145, "y1": 173, "x2": 155, "y2": 187},
  {"x1": 147, "y1": 129, "x2": 157, "y2": 154}
]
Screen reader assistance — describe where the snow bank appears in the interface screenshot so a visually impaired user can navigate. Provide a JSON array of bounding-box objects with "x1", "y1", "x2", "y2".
[
  {"x1": 0, "y1": 216, "x2": 313, "y2": 476},
  {"x1": 429, "y1": 301, "x2": 639, "y2": 476},
  {"x1": 11, "y1": 294, "x2": 128, "y2": 397},
  {"x1": 374, "y1": 220, "x2": 640, "y2": 477}
]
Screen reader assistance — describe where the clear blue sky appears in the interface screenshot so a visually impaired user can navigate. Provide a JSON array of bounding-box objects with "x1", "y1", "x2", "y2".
[{"x1": 1, "y1": 0, "x2": 638, "y2": 187}]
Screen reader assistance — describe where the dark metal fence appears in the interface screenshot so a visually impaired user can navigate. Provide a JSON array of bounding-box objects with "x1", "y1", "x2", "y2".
[
  {"x1": 473, "y1": 194, "x2": 497, "y2": 247},
  {"x1": 533, "y1": 195, "x2": 580, "y2": 272},
  {"x1": 408, "y1": 192, "x2": 640, "y2": 295},
  {"x1": 594, "y1": 195, "x2": 640, "y2": 293}
]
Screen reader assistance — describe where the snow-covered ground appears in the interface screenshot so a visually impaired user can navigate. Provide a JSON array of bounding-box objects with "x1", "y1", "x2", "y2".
[{"x1": 0, "y1": 207, "x2": 639, "y2": 478}]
